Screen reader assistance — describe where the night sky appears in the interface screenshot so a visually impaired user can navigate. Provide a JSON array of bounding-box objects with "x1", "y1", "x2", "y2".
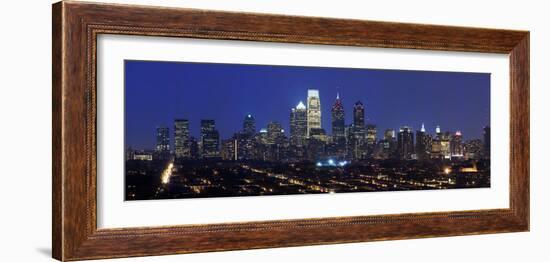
[{"x1": 125, "y1": 60, "x2": 490, "y2": 150}]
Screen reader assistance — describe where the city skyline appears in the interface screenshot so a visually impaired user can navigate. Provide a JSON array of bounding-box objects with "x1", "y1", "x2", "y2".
[
  {"x1": 136, "y1": 93, "x2": 484, "y2": 151},
  {"x1": 125, "y1": 60, "x2": 491, "y2": 201},
  {"x1": 125, "y1": 60, "x2": 490, "y2": 150}
]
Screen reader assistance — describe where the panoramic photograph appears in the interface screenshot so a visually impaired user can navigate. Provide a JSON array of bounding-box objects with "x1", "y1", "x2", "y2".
[{"x1": 124, "y1": 60, "x2": 491, "y2": 201}]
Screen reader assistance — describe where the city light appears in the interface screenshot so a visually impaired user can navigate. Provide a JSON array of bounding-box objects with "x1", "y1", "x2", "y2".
[
  {"x1": 161, "y1": 162, "x2": 174, "y2": 184},
  {"x1": 315, "y1": 159, "x2": 348, "y2": 167},
  {"x1": 444, "y1": 167, "x2": 451, "y2": 175}
]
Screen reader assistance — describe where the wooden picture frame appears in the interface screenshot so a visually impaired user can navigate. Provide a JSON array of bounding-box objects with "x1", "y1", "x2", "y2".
[{"x1": 52, "y1": 1, "x2": 529, "y2": 261}]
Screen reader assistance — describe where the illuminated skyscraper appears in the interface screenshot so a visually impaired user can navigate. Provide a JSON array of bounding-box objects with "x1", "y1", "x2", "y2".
[
  {"x1": 174, "y1": 119, "x2": 190, "y2": 159},
  {"x1": 220, "y1": 138, "x2": 237, "y2": 161},
  {"x1": 431, "y1": 126, "x2": 450, "y2": 159},
  {"x1": 200, "y1": 119, "x2": 220, "y2": 159},
  {"x1": 415, "y1": 123, "x2": 431, "y2": 160},
  {"x1": 233, "y1": 132, "x2": 255, "y2": 161},
  {"x1": 353, "y1": 101, "x2": 365, "y2": 128},
  {"x1": 156, "y1": 126, "x2": 170, "y2": 152},
  {"x1": 256, "y1": 122, "x2": 287, "y2": 162},
  {"x1": 347, "y1": 101, "x2": 367, "y2": 160},
  {"x1": 267, "y1": 121, "x2": 285, "y2": 145},
  {"x1": 307, "y1": 89, "x2": 321, "y2": 137},
  {"x1": 379, "y1": 129, "x2": 396, "y2": 159},
  {"x1": 290, "y1": 101, "x2": 307, "y2": 146},
  {"x1": 156, "y1": 126, "x2": 170, "y2": 160},
  {"x1": 328, "y1": 93, "x2": 346, "y2": 159},
  {"x1": 440, "y1": 131, "x2": 451, "y2": 159},
  {"x1": 384, "y1": 129, "x2": 395, "y2": 141},
  {"x1": 366, "y1": 124, "x2": 377, "y2": 144},
  {"x1": 331, "y1": 92, "x2": 345, "y2": 139},
  {"x1": 366, "y1": 124, "x2": 377, "y2": 157},
  {"x1": 397, "y1": 126, "x2": 414, "y2": 160},
  {"x1": 243, "y1": 114, "x2": 256, "y2": 136},
  {"x1": 258, "y1": 128, "x2": 269, "y2": 145},
  {"x1": 451, "y1": 131, "x2": 464, "y2": 158}
]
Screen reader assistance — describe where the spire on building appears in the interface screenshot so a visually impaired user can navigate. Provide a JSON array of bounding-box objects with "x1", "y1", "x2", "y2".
[
  {"x1": 296, "y1": 101, "x2": 306, "y2": 110},
  {"x1": 421, "y1": 123, "x2": 426, "y2": 132}
]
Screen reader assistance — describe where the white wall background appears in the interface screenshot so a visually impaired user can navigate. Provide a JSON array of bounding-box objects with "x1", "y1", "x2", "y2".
[{"x1": 0, "y1": 0, "x2": 546, "y2": 261}]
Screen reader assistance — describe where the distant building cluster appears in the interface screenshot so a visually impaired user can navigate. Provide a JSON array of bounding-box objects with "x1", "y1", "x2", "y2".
[{"x1": 126, "y1": 89, "x2": 490, "y2": 163}]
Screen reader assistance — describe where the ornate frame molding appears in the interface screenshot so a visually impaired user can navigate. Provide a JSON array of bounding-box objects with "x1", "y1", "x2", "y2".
[{"x1": 53, "y1": 1, "x2": 529, "y2": 261}]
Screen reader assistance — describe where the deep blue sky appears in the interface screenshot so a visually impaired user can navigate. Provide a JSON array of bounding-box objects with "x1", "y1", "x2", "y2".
[{"x1": 125, "y1": 60, "x2": 490, "y2": 150}]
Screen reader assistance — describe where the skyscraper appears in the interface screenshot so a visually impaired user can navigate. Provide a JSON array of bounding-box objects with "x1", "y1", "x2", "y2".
[
  {"x1": 233, "y1": 132, "x2": 255, "y2": 161},
  {"x1": 188, "y1": 136, "x2": 199, "y2": 159},
  {"x1": 221, "y1": 138, "x2": 237, "y2": 161},
  {"x1": 306, "y1": 89, "x2": 321, "y2": 137},
  {"x1": 440, "y1": 131, "x2": 451, "y2": 159},
  {"x1": 431, "y1": 126, "x2": 450, "y2": 159},
  {"x1": 290, "y1": 101, "x2": 307, "y2": 146},
  {"x1": 174, "y1": 119, "x2": 191, "y2": 158},
  {"x1": 328, "y1": 93, "x2": 346, "y2": 159},
  {"x1": 156, "y1": 126, "x2": 170, "y2": 160},
  {"x1": 331, "y1": 92, "x2": 345, "y2": 139},
  {"x1": 258, "y1": 122, "x2": 287, "y2": 162},
  {"x1": 415, "y1": 123, "x2": 431, "y2": 160},
  {"x1": 353, "y1": 101, "x2": 365, "y2": 128},
  {"x1": 155, "y1": 126, "x2": 170, "y2": 152},
  {"x1": 397, "y1": 126, "x2": 414, "y2": 160},
  {"x1": 266, "y1": 121, "x2": 285, "y2": 145},
  {"x1": 200, "y1": 119, "x2": 220, "y2": 159},
  {"x1": 347, "y1": 101, "x2": 367, "y2": 160},
  {"x1": 451, "y1": 131, "x2": 464, "y2": 158},
  {"x1": 366, "y1": 124, "x2": 377, "y2": 157},
  {"x1": 380, "y1": 129, "x2": 397, "y2": 159},
  {"x1": 174, "y1": 119, "x2": 190, "y2": 159},
  {"x1": 243, "y1": 114, "x2": 256, "y2": 136},
  {"x1": 384, "y1": 129, "x2": 395, "y2": 141},
  {"x1": 366, "y1": 124, "x2": 377, "y2": 144}
]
